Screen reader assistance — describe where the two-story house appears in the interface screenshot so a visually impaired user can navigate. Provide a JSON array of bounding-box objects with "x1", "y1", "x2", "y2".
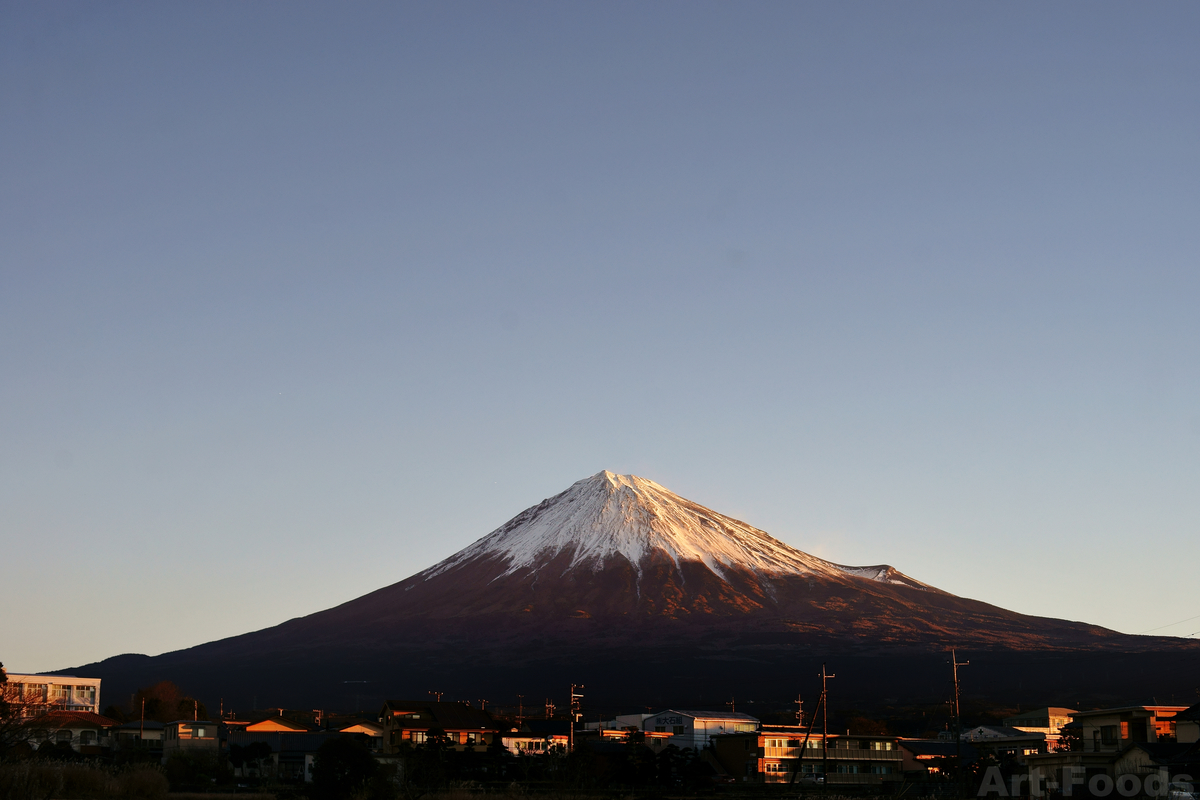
[{"x1": 379, "y1": 700, "x2": 497, "y2": 753}]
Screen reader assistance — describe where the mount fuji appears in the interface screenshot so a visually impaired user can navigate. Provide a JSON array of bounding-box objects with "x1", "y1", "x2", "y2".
[{"x1": 71, "y1": 471, "x2": 1200, "y2": 710}]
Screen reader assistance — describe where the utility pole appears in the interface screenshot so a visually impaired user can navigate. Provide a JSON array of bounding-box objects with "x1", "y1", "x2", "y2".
[
  {"x1": 478, "y1": 699, "x2": 488, "y2": 711},
  {"x1": 951, "y1": 649, "x2": 969, "y2": 798},
  {"x1": 545, "y1": 698, "x2": 555, "y2": 719},
  {"x1": 140, "y1": 698, "x2": 145, "y2": 743},
  {"x1": 517, "y1": 695, "x2": 524, "y2": 723},
  {"x1": 794, "y1": 694, "x2": 804, "y2": 727},
  {"x1": 568, "y1": 684, "x2": 584, "y2": 753},
  {"x1": 428, "y1": 690, "x2": 443, "y2": 703},
  {"x1": 726, "y1": 697, "x2": 736, "y2": 714},
  {"x1": 791, "y1": 691, "x2": 822, "y2": 785},
  {"x1": 820, "y1": 664, "x2": 835, "y2": 786}
]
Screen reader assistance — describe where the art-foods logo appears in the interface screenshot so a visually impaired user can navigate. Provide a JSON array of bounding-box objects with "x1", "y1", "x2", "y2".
[{"x1": 978, "y1": 767, "x2": 1194, "y2": 798}]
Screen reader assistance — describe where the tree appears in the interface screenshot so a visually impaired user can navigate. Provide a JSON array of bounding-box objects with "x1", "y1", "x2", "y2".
[
  {"x1": 129, "y1": 682, "x2": 207, "y2": 723},
  {"x1": 311, "y1": 735, "x2": 378, "y2": 799},
  {"x1": 0, "y1": 663, "x2": 38, "y2": 758}
]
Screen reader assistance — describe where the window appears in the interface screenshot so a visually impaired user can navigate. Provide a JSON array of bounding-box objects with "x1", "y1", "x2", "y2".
[
  {"x1": 1100, "y1": 726, "x2": 1118, "y2": 745},
  {"x1": 411, "y1": 731, "x2": 427, "y2": 744},
  {"x1": 80, "y1": 731, "x2": 96, "y2": 746},
  {"x1": 654, "y1": 726, "x2": 664, "y2": 733},
  {"x1": 193, "y1": 727, "x2": 206, "y2": 739},
  {"x1": 673, "y1": 726, "x2": 685, "y2": 735},
  {"x1": 56, "y1": 731, "x2": 72, "y2": 743}
]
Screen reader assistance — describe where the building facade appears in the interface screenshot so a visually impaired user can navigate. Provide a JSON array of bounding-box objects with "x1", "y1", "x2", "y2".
[
  {"x1": 1003, "y1": 707, "x2": 1077, "y2": 749},
  {"x1": 379, "y1": 700, "x2": 498, "y2": 753},
  {"x1": 713, "y1": 728, "x2": 903, "y2": 784},
  {"x1": 643, "y1": 710, "x2": 759, "y2": 751},
  {"x1": 4, "y1": 673, "x2": 102, "y2": 716}
]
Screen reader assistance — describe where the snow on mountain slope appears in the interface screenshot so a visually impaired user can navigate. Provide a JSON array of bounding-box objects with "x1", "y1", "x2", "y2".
[{"x1": 423, "y1": 471, "x2": 928, "y2": 589}]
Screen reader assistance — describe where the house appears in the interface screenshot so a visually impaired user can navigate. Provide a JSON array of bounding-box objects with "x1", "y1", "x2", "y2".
[
  {"x1": 898, "y1": 739, "x2": 979, "y2": 776},
  {"x1": 4, "y1": 673, "x2": 102, "y2": 716},
  {"x1": 1022, "y1": 705, "x2": 1190, "y2": 788},
  {"x1": 575, "y1": 727, "x2": 674, "y2": 754},
  {"x1": 1070, "y1": 706, "x2": 1186, "y2": 754},
  {"x1": 962, "y1": 725, "x2": 1047, "y2": 762},
  {"x1": 1174, "y1": 704, "x2": 1200, "y2": 745},
  {"x1": 379, "y1": 700, "x2": 498, "y2": 753},
  {"x1": 113, "y1": 720, "x2": 165, "y2": 755},
  {"x1": 244, "y1": 716, "x2": 315, "y2": 734},
  {"x1": 161, "y1": 720, "x2": 220, "y2": 763},
  {"x1": 337, "y1": 719, "x2": 385, "y2": 750},
  {"x1": 712, "y1": 727, "x2": 903, "y2": 784},
  {"x1": 26, "y1": 710, "x2": 118, "y2": 755},
  {"x1": 642, "y1": 709, "x2": 759, "y2": 751},
  {"x1": 502, "y1": 719, "x2": 570, "y2": 754},
  {"x1": 1113, "y1": 741, "x2": 1200, "y2": 784},
  {"x1": 227, "y1": 730, "x2": 374, "y2": 782},
  {"x1": 1003, "y1": 707, "x2": 1077, "y2": 749}
]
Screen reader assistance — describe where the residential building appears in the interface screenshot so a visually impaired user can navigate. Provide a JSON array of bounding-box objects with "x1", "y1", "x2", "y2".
[
  {"x1": 962, "y1": 725, "x2": 1047, "y2": 762},
  {"x1": 227, "y1": 730, "x2": 373, "y2": 782},
  {"x1": 1022, "y1": 705, "x2": 1190, "y2": 788},
  {"x1": 503, "y1": 719, "x2": 570, "y2": 754},
  {"x1": 1071, "y1": 706, "x2": 1186, "y2": 754},
  {"x1": 26, "y1": 710, "x2": 117, "y2": 755},
  {"x1": 1174, "y1": 704, "x2": 1200, "y2": 745},
  {"x1": 379, "y1": 700, "x2": 497, "y2": 753},
  {"x1": 162, "y1": 720, "x2": 220, "y2": 763},
  {"x1": 898, "y1": 739, "x2": 979, "y2": 776},
  {"x1": 1003, "y1": 707, "x2": 1077, "y2": 749},
  {"x1": 114, "y1": 720, "x2": 165, "y2": 755},
  {"x1": 337, "y1": 719, "x2": 385, "y2": 750},
  {"x1": 244, "y1": 716, "x2": 314, "y2": 734},
  {"x1": 4, "y1": 673, "x2": 102, "y2": 716},
  {"x1": 713, "y1": 727, "x2": 903, "y2": 784},
  {"x1": 642, "y1": 709, "x2": 759, "y2": 751}
]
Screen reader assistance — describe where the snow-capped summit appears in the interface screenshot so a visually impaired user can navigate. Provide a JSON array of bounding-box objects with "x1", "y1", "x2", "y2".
[{"x1": 425, "y1": 470, "x2": 926, "y2": 589}]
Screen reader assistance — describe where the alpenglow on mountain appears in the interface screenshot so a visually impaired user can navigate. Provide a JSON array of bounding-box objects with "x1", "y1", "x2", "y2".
[
  {"x1": 425, "y1": 471, "x2": 928, "y2": 589},
  {"x1": 73, "y1": 470, "x2": 1199, "y2": 710}
]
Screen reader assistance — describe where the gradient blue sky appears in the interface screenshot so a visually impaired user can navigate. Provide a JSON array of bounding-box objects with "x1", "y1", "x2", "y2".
[{"x1": 3, "y1": 2, "x2": 1199, "y2": 674}]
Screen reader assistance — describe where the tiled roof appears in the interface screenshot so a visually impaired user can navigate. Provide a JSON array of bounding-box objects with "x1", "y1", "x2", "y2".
[
  {"x1": 382, "y1": 701, "x2": 496, "y2": 730},
  {"x1": 38, "y1": 711, "x2": 119, "y2": 729},
  {"x1": 900, "y1": 739, "x2": 979, "y2": 762}
]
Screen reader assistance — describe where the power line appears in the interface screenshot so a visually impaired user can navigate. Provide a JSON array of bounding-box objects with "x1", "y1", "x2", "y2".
[{"x1": 1137, "y1": 612, "x2": 1200, "y2": 635}]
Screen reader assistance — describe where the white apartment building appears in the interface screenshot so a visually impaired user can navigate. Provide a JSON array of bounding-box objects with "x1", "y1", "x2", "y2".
[{"x1": 4, "y1": 673, "x2": 102, "y2": 716}]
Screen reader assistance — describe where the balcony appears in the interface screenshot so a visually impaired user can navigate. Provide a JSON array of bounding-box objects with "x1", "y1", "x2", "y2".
[{"x1": 764, "y1": 746, "x2": 902, "y2": 761}]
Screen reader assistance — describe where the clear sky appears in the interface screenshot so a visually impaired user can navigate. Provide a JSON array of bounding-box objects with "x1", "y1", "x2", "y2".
[{"x1": 3, "y1": 2, "x2": 1198, "y2": 674}]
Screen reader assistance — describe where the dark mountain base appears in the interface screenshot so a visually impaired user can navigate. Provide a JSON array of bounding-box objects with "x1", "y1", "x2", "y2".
[{"x1": 73, "y1": 640, "x2": 1200, "y2": 719}]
